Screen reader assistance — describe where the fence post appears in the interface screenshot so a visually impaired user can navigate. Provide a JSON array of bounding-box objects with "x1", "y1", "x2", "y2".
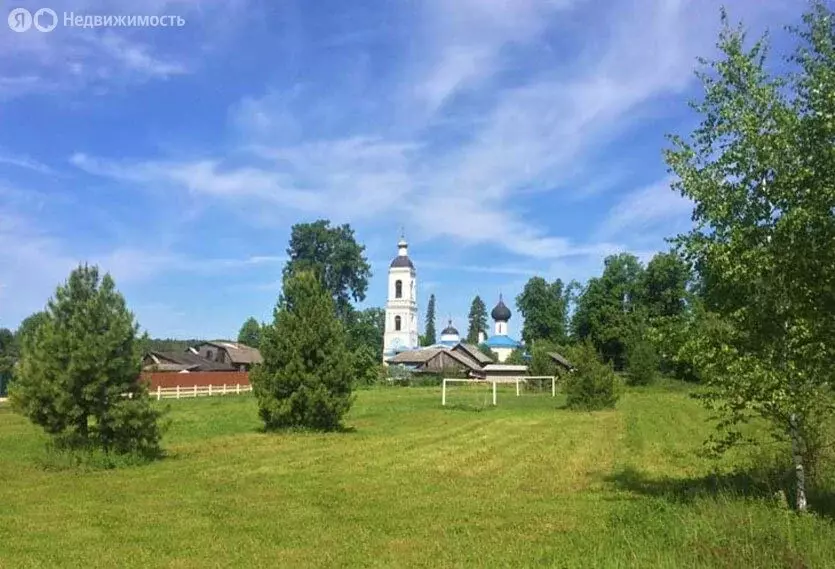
[
  {"x1": 209, "y1": 384, "x2": 213, "y2": 397},
  {"x1": 223, "y1": 384, "x2": 227, "y2": 395},
  {"x1": 516, "y1": 378, "x2": 520, "y2": 397},
  {"x1": 552, "y1": 376, "x2": 556, "y2": 397},
  {"x1": 193, "y1": 384, "x2": 198, "y2": 398},
  {"x1": 176, "y1": 385, "x2": 180, "y2": 399},
  {"x1": 157, "y1": 385, "x2": 161, "y2": 401},
  {"x1": 442, "y1": 378, "x2": 447, "y2": 406},
  {"x1": 492, "y1": 380, "x2": 497, "y2": 406},
  {"x1": 236, "y1": 383, "x2": 240, "y2": 394}
]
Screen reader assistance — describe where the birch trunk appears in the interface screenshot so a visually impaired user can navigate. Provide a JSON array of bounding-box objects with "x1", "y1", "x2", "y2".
[{"x1": 790, "y1": 413, "x2": 808, "y2": 512}]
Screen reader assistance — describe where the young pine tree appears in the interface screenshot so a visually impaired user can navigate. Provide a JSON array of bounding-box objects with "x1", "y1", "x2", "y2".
[
  {"x1": 423, "y1": 294, "x2": 437, "y2": 346},
  {"x1": 11, "y1": 264, "x2": 163, "y2": 458},
  {"x1": 563, "y1": 341, "x2": 621, "y2": 411},
  {"x1": 466, "y1": 295, "x2": 488, "y2": 343},
  {"x1": 252, "y1": 270, "x2": 354, "y2": 431}
]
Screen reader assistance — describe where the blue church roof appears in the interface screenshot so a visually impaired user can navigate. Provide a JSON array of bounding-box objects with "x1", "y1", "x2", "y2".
[{"x1": 483, "y1": 335, "x2": 521, "y2": 349}]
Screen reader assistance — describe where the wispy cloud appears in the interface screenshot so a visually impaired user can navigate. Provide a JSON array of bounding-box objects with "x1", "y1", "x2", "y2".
[{"x1": 595, "y1": 178, "x2": 693, "y2": 240}]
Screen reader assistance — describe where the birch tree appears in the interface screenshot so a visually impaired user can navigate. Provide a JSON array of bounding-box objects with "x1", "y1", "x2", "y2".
[{"x1": 666, "y1": 4, "x2": 835, "y2": 511}]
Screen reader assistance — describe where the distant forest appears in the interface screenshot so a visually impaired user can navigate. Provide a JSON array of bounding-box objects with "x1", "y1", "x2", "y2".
[{"x1": 142, "y1": 338, "x2": 204, "y2": 353}]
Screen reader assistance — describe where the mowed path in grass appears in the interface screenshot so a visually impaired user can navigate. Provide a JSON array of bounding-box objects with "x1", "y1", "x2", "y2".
[{"x1": 2, "y1": 384, "x2": 835, "y2": 568}]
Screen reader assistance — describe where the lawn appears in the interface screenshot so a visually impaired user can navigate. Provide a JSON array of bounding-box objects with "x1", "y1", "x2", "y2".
[{"x1": 2, "y1": 383, "x2": 835, "y2": 568}]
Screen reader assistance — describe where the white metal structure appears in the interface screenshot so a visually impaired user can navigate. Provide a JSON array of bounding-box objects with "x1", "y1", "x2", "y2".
[{"x1": 441, "y1": 376, "x2": 556, "y2": 406}]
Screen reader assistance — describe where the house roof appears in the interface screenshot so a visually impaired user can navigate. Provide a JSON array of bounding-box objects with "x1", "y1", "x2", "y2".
[
  {"x1": 146, "y1": 351, "x2": 235, "y2": 372},
  {"x1": 454, "y1": 343, "x2": 494, "y2": 365},
  {"x1": 200, "y1": 341, "x2": 263, "y2": 365},
  {"x1": 483, "y1": 334, "x2": 521, "y2": 349},
  {"x1": 548, "y1": 352, "x2": 575, "y2": 370},
  {"x1": 387, "y1": 347, "x2": 482, "y2": 371}
]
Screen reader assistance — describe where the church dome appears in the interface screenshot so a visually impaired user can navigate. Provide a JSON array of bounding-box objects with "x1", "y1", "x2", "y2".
[
  {"x1": 441, "y1": 321, "x2": 459, "y2": 336},
  {"x1": 390, "y1": 256, "x2": 414, "y2": 269},
  {"x1": 491, "y1": 296, "x2": 512, "y2": 321},
  {"x1": 390, "y1": 237, "x2": 415, "y2": 269}
]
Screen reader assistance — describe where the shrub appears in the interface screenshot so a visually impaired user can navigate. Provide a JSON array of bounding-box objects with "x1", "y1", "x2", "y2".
[
  {"x1": 626, "y1": 338, "x2": 659, "y2": 386},
  {"x1": 251, "y1": 270, "x2": 354, "y2": 431},
  {"x1": 563, "y1": 341, "x2": 621, "y2": 411}
]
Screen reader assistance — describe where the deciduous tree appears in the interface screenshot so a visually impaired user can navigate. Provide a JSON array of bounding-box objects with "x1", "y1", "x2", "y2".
[
  {"x1": 282, "y1": 220, "x2": 371, "y2": 324},
  {"x1": 516, "y1": 277, "x2": 568, "y2": 346},
  {"x1": 665, "y1": 3, "x2": 835, "y2": 511}
]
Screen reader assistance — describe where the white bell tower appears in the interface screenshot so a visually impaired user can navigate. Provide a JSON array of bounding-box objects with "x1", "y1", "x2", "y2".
[{"x1": 383, "y1": 234, "x2": 419, "y2": 362}]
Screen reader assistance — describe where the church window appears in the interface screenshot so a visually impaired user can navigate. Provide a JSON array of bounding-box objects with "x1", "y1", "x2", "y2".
[
  {"x1": 395, "y1": 316, "x2": 402, "y2": 331},
  {"x1": 395, "y1": 280, "x2": 403, "y2": 298}
]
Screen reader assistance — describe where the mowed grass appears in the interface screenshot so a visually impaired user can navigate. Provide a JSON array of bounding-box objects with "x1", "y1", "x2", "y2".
[{"x1": 2, "y1": 383, "x2": 835, "y2": 568}]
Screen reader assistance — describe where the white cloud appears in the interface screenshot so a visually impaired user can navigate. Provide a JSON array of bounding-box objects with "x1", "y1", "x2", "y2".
[{"x1": 596, "y1": 178, "x2": 693, "y2": 240}]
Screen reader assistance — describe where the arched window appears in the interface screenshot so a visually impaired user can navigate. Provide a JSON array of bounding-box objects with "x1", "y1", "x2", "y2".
[
  {"x1": 206, "y1": 349, "x2": 214, "y2": 361},
  {"x1": 395, "y1": 316, "x2": 402, "y2": 331},
  {"x1": 395, "y1": 280, "x2": 403, "y2": 299}
]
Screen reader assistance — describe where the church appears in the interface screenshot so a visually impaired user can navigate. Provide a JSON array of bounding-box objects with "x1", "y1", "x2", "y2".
[{"x1": 382, "y1": 236, "x2": 522, "y2": 364}]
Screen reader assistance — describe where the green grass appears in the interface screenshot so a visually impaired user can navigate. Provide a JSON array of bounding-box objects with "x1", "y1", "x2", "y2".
[{"x1": 2, "y1": 383, "x2": 835, "y2": 568}]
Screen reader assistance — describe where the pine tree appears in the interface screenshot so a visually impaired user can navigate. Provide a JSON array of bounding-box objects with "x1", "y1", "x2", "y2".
[
  {"x1": 466, "y1": 296, "x2": 488, "y2": 343},
  {"x1": 11, "y1": 264, "x2": 163, "y2": 458},
  {"x1": 423, "y1": 294, "x2": 436, "y2": 346},
  {"x1": 251, "y1": 270, "x2": 354, "y2": 431},
  {"x1": 237, "y1": 317, "x2": 262, "y2": 348}
]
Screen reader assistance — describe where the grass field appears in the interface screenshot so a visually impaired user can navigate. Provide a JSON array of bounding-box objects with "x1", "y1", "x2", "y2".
[{"x1": 2, "y1": 383, "x2": 835, "y2": 568}]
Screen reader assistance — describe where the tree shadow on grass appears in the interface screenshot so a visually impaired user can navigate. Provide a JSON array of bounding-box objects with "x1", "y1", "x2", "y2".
[{"x1": 606, "y1": 466, "x2": 835, "y2": 520}]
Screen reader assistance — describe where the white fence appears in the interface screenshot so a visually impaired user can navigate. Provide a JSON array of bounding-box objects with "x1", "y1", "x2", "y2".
[
  {"x1": 154, "y1": 384, "x2": 252, "y2": 400},
  {"x1": 441, "y1": 376, "x2": 556, "y2": 406}
]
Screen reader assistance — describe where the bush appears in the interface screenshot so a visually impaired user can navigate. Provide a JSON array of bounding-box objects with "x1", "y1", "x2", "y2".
[
  {"x1": 251, "y1": 270, "x2": 354, "y2": 431},
  {"x1": 352, "y1": 345, "x2": 383, "y2": 387},
  {"x1": 563, "y1": 341, "x2": 621, "y2": 411},
  {"x1": 626, "y1": 338, "x2": 659, "y2": 386}
]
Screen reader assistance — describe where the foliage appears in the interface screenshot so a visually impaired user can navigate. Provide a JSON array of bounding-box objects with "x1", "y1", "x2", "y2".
[
  {"x1": 465, "y1": 295, "x2": 488, "y2": 343},
  {"x1": 346, "y1": 307, "x2": 386, "y2": 361},
  {"x1": 504, "y1": 349, "x2": 527, "y2": 365},
  {"x1": 528, "y1": 340, "x2": 559, "y2": 377},
  {"x1": 423, "y1": 294, "x2": 436, "y2": 346},
  {"x1": 626, "y1": 338, "x2": 659, "y2": 386},
  {"x1": 237, "y1": 317, "x2": 263, "y2": 348},
  {"x1": 10, "y1": 264, "x2": 163, "y2": 459},
  {"x1": 140, "y1": 338, "x2": 203, "y2": 353},
  {"x1": 15, "y1": 311, "x2": 49, "y2": 353},
  {"x1": 476, "y1": 343, "x2": 498, "y2": 362},
  {"x1": 516, "y1": 277, "x2": 569, "y2": 346},
  {"x1": 351, "y1": 345, "x2": 384, "y2": 386},
  {"x1": 571, "y1": 253, "x2": 645, "y2": 370},
  {"x1": 251, "y1": 270, "x2": 354, "y2": 431},
  {"x1": 0, "y1": 328, "x2": 16, "y2": 396},
  {"x1": 563, "y1": 341, "x2": 621, "y2": 411},
  {"x1": 641, "y1": 251, "x2": 691, "y2": 319},
  {"x1": 282, "y1": 219, "x2": 372, "y2": 324},
  {"x1": 665, "y1": 3, "x2": 835, "y2": 510}
]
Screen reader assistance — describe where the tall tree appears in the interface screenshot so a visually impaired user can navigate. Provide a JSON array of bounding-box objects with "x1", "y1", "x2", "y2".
[
  {"x1": 15, "y1": 311, "x2": 49, "y2": 352},
  {"x1": 11, "y1": 265, "x2": 163, "y2": 458},
  {"x1": 252, "y1": 270, "x2": 353, "y2": 431},
  {"x1": 516, "y1": 277, "x2": 569, "y2": 346},
  {"x1": 0, "y1": 328, "x2": 16, "y2": 396},
  {"x1": 346, "y1": 307, "x2": 386, "y2": 360},
  {"x1": 423, "y1": 294, "x2": 436, "y2": 346},
  {"x1": 641, "y1": 251, "x2": 691, "y2": 319},
  {"x1": 465, "y1": 295, "x2": 488, "y2": 343},
  {"x1": 571, "y1": 254, "x2": 645, "y2": 369},
  {"x1": 665, "y1": 4, "x2": 835, "y2": 511},
  {"x1": 282, "y1": 220, "x2": 372, "y2": 324},
  {"x1": 237, "y1": 317, "x2": 263, "y2": 348}
]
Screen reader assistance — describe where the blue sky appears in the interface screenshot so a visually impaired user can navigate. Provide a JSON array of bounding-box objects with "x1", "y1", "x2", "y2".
[{"x1": 0, "y1": 0, "x2": 803, "y2": 339}]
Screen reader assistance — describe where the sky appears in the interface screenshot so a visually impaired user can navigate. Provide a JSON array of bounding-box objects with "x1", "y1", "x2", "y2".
[{"x1": 0, "y1": 0, "x2": 805, "y2": 339}]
